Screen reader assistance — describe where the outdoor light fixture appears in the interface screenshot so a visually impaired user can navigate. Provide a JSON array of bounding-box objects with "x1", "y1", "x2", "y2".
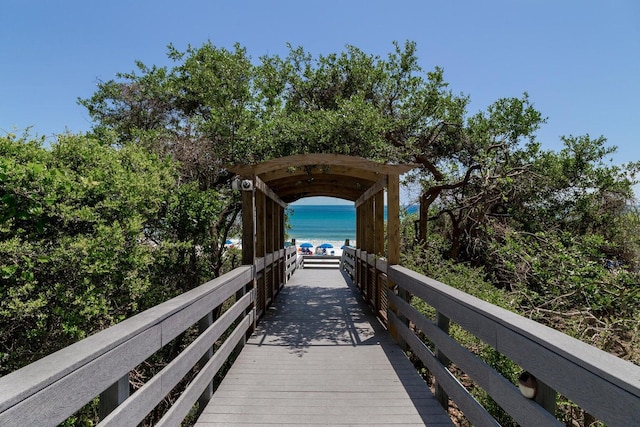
[
  {"x1": 231, "y1": 177, "x2": 253, "y2": 191},
  {"x1": 518, "y1": 371, "x2": 538, "y2": 399}
]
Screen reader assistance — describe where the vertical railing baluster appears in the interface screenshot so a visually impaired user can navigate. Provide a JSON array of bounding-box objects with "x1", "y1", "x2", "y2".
[
  {"x1": 99, "y1": 373, "x2": 129, "y2": 420},
  {"x1": 534, "y1": 379, "x2": 557, "y2": 416},
  {"x1": 196, "y1": 309, "x2": 215, "y2": 416},
  {"x1": 434, "y1": 311, "x2": 450, "y2": 409}
]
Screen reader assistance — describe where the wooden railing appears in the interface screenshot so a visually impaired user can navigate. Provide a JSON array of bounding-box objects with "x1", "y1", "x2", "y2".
[
  {"x1": 341, "y1": 247, "x2": 640, "y2": 427},
  {"x1": 3, "y1": 243, "x2": 637, "y2": 427},
  {"x1": 0, "y1": 246, "x2": 297, "y2": 427},
  {"x1": 341, "y1": 247, "x2": 389, "y2": 319},
  {"x1": 254, "y1": 246, "x2": 298, "y2": 318}
]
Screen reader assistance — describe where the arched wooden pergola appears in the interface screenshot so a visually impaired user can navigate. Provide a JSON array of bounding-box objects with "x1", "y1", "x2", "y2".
[
  {"x1": 4, "y1": 159, "x2": 637, "y2": 427},
  {"x1": 229, "y1": 153, "x2": 415, "y2": 318},
  {"x1": 229, "y1": 153, "x2": 416, "y2": 266}
]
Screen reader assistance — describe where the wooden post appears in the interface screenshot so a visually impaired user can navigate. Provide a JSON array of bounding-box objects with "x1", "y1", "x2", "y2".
[
  {"x1": 355, "y1": 205, "x2": 362, "y2": 289},
  {"x1": 374, "y1": 191, "x2": 384, "y2": 312},
  {"x1": 256, "y1": 189, "x2": 266, "y2": 315},
  {"x1": 374, "y1": 191, "x2": 385, "y2": 257},
  {"x1": 240, "y1": 179, "x2": 255, "y2": 338},
  {"x1": 256, "y1": 189, "x2": 266, "y2": 258},
  {"x1": 99, "y1": 374, "x2": 129, "y2": 420},
  {"x1": 276, "y1": 205, "x2": 282, "y2": 289},
  {"x1": 434, "y1": 311, "x2": 451, "y2": 409},
  {"x1": 279, "y1": 205, "x2": 286, "y2": 290},
  {"x1": 534, "y1": 380, "x2": 557, "y2": 416},
  {"x1": 241, "y1": 180, "x2": 255, "y2": 266},
  {"x1": 387, "y1": 174, "x2": 400, "y2": 266},
  {"x1": 386, "y1": 174, "x2": 407, "y2": 347},
  {"x1": 355, "y1": 205, "x2": 360, "y2": 248},
  {"x1": 365, "y1": 197, "x2": 374, "y2": 253},
  {"x1": 363, "y1": 198, "x2": 373, "y2": 300},
  {"x1": 196, "y1": 310, "x2": 215, "y2": 416},
  {"x1": 266, "y1": 198, "x2": 275, "y2": 297}
]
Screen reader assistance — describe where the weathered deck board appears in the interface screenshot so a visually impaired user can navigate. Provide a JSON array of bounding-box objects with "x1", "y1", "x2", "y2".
[{"x1": 195, "y1": 268, "x2": 453, "y2": 426}]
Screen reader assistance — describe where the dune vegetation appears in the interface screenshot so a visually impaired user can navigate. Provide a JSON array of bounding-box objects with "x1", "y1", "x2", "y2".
[{"x1": 2, "y1": 41, "x2": 638, "y2": 425}]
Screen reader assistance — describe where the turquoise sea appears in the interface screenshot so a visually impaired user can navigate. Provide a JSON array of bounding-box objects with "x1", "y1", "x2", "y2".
[
  {"x1": 287, "y1": 204, "x2": 417, "y2": 244},
  {"x1": 288, "y1": 205, "x2": 357, "y2": 242}
]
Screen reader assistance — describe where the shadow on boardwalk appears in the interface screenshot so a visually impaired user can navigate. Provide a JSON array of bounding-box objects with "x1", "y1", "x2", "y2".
[
  {"x1": 196, "y1": 268, "x2": 453, "y2": 426},
  {"x1": 252, "y1": 270, "x2": 383, "y2": 354}
]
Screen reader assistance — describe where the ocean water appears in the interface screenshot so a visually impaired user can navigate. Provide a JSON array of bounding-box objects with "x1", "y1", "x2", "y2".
[
  {"x1": 287, "y1": 204, "x2": 417, "y2": 254},
  {"x1": 288, "y1": 205, "x2": 356, "y2": 243}
]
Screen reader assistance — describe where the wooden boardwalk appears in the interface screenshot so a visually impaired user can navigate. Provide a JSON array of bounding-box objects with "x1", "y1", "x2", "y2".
[{"x1": 195, "y1": 268, "x2": 453, "y2": 426}]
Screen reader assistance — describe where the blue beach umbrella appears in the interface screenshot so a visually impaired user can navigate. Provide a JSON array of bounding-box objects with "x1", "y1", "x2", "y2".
[
  {"x1": 225, "y1": 239, "x2": 233, "y2": 245},
  {"x1": 319, "y1": 243, "x2": 333, "y2": 249},
  {"x1": 300, "y1": 242, "x2": 313, "y2": 248}
]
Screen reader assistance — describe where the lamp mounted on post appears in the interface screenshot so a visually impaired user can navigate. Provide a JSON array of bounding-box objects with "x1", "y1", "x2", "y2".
[{"x1": 231, "y1": 177, "x2": 254, "y2": 191}]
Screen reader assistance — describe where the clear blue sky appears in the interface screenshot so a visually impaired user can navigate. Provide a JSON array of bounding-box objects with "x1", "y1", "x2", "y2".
[{"x1": 2, "y1": 1, "x2": 639, "y2": 201}]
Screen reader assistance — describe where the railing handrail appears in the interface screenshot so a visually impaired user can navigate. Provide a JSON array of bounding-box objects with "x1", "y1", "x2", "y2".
[
  {"x1": 6, "y1": 243, "x2": 637, "y2": 426},
  {"x1": 392, "y1": 265, "x2": 639, "y2": 394},
  {"x1": 0, "y1": 245, "x2": 298, "y2": 427},
  {"x1": 0, "y1": 266, "x2": 251, "y2": 412},
  {"x1": 341, "y1": 246, "x2": 640, "y2": 426}
]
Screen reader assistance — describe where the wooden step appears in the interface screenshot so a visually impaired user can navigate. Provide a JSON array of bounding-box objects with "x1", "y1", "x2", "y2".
[{"x1": 301, "y1": 255, "x2": 341, "y2": 269}]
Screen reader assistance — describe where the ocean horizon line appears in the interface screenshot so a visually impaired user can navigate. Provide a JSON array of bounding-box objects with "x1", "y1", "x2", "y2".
[
  {"x1": 288, "y1": 204, "x2": 356, "y2": 243},
  {"x1": 287, "y1": 204, "x2": 417, "y2": 243}
]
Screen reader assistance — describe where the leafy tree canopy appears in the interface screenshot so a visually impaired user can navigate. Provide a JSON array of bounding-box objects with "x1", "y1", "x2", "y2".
[
  {"x1": 79, "y1": 38, "x2": 639, "y2": 266},
  {"x1": 6, "y1": 40, "x2": 639, "y2": 377}
]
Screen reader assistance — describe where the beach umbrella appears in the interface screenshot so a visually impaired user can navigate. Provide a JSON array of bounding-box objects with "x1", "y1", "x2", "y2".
[
  {"x1": 319, "y1": 243, "x2": 334, "y2": 249},
  {"x1": 300, "y1": 242, "x2": 313, "y2": 248},
  {"x1": 225, "y1": 239, "x2": 233, "y2": 245}
]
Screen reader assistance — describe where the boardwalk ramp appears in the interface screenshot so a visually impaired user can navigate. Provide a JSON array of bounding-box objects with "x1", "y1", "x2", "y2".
[{"x1": 196, "y1": 268, "x2": 453, "y2": 426}]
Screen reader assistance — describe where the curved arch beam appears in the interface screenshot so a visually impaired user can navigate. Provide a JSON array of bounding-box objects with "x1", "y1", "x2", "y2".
[
  {"x1": 229, "y1": 153, "x2": 416, "y2": 204},
  {"x1": 229, "y1": 153, "x2": 416, "y2": 178}
]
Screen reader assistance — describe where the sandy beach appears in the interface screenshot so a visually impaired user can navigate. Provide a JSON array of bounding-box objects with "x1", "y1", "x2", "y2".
[
  {"x1": 292, "y1": 238, "x2": 353, "y2": 256},
  {"x1": 226, "y1": 238, "x2": 352, "y2": 256}
]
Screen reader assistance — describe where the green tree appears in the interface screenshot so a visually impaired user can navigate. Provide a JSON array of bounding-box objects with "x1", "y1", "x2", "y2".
[
  {"x1": 514, "y1": 135, "x2": 638, "y2": 236},
  {"x1": 77, "y1": 39, "x2": 640, "y2": 365},
  {"x1": 0, "y1": 133, "x2": 178, "y2": 374},
  {"x1": 79, "y1": 42, "x2": 259, "y2": 185}
]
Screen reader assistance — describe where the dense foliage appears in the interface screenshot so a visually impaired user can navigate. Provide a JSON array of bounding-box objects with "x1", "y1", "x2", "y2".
[
  {"x1": 0, "y1": 133, "x2": 239, "y2": 375},
  {"x1": 3, "y1": 40, "x2": 639, "y2": 425}
]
